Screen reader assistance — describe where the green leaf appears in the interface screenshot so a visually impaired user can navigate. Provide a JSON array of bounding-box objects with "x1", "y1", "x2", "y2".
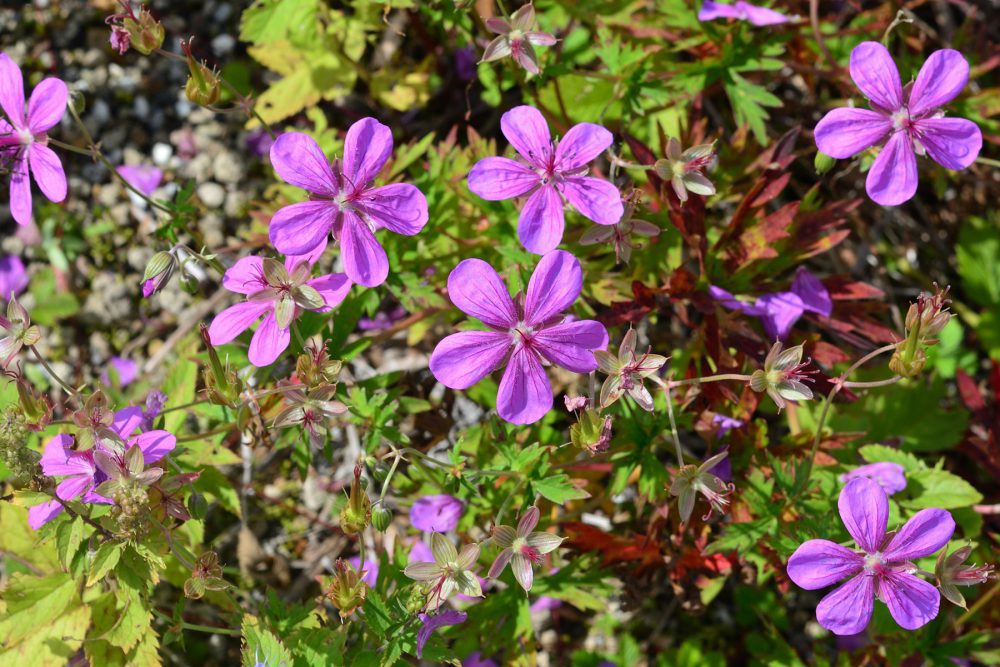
[
  {"x1": 533, "y1": 474, "x2": 591, "y2": 505},
  {"x1": 240, "y1": 0, "x2": 320, "y2": 45},
  {"x1": 858, "y1": 445, "x2": 925, "y2": 474},
  {"x1": 27, "y1": 268, "x2": 79, "y2": 327},
  {"x1": 0, "y1": 572, "x2": 78, "y2": 646},
  {"x1": 193, "y1": 467, "x2": 243, "y2": 519},
  {"x1": 705, "y1": 517, "x2": 777, "y2": 555},
  {"x1": 901, "y1": 468, "x2": 984, "y2": 510},
  {"x1": 0, "y1": 603, "x2": 90, "y2": 667},
  {"x1": 87, "y1": 541, "x2": 124, "y2": 586},
  {"x1": 956, "y1": 215, "x2": 1000, "y2": 307},
  {"x1": 362, "y1": 590, "x2": 394, "y2": 639},
  {"x1": 242, "y1": 614, "x2": 293, "y2": 667},
  {"x1": 55, "y1": 516, "x2": 85, "y2": 570}
]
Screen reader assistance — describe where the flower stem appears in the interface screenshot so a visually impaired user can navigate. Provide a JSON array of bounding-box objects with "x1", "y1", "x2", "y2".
[
  {"x1": 151, "y1": 609, "x2": 241, "y2": 637},
  {"x1": 662, "y1": 377, "x2": 685, "y2": 468},
  {"x1": 953, "y1": 580, "x2": 1000, "y2": 629},
  {"x1": 668, "y1": 373, "x2": 752, "y2": 389},
  {"x1": 28, "y1": 345, "x2": 79, "y2": 398},
  {"x1": 842, "y1": 376, "x2": 902, "y2": 389}
]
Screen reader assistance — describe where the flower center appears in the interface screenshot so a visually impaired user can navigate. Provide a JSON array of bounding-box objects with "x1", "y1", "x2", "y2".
[
  {"x1": 17, "y1": 127, "x2": 33, "y2": 146},
  {"x1": 891, "y1": 107, "x2": 911, "y2": 132},
  {"x1": 513, "y1": 537, "x2": 542, "y2": 564},
  {"x1": 864, "y1": 552, "x2": 886, "y2": 574}
]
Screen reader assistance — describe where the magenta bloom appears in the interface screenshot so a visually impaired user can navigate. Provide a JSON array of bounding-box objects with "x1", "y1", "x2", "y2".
[
  {"x1": 698, "y1": 1, "x2": 790, "y2": 25},
  {"x1": 787, "y1": 477, "x2": 954, "y2": 634},
  {"x1": 0, "y1": 255, "x2": 28, "y2": 299},
  {"x1": 840, "y1": 462, "x2": 907, "y2": 496},
  {"x1": 0, "y1": 53, "x2": 68, "y2": 225},
  {"x1": 101, "y1": 356, "x2": 139, "y2": 387},
  {"x1": 416, "y1": 609, "x2": 467, "y2": 658},
  {"x1": 467, "y1": 106, "x2": 623, "y2": 255},
  {"x1": 116, "y1": 164, "x2": 163, "y2": 196},
  {"x1": 429, "y1": 250, "x2": 608, "y2": 425},
  {"x1": 346, "y1": 556, "x2": 379, "y2": 588},
  {"x1": 28, "y1": 407, "x2": 176, "y2": 529},
  {"x1": 268, "y1": 120, "x2": 429, "y2": 287},
  {"x1": 411, "y1": 494, "x2": 464, "y2": 532},
  {"x1": 814, "y1": 42, "x2": 982, "y2": 206},
  {"x1": 208, "y1": 253, "x2": 351, "y2": 367},
  {"x1": 711, "y1": 267, "x2": 832, "y2": 340}
]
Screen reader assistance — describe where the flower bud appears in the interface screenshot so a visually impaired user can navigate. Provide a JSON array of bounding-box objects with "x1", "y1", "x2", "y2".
[
  {"x1": 123, "y1": 7, "x2": 165, "y2": 56},
  {"x1": 16, "y1": 376, "x2": 51, "y2": 429},
  {"x1": 142, "y1": 251, "x2": 176, "y2": 298},
  {"x1": 188, "y1": 491, "x2": 209, "y2": 520},
  {"x1": 325, "y1": 559, "x2": 368, "y2": 618},
  {"x1": 893, "y1": 285, "x2": 951, "y2": 378},
  {"x1": 200, "y1": 324, "x2": 243, "y2": 408},
  {"x1": 339, "y1": 465, "x2": 372, "y2": 535},
  {"x1": 183, "y1": 41, "x2": 221, "y2": 107},
  {"x1": 570, "y1": 408, "x2": 612, "y2": 454},
  {"x1": 814, "y1": 151, "x2": 836, "y2": 175},
  {"x1": 371, "y1": 461, "x2": 390, "y2": 484},
  {"x1": 371, "y1": 505, "x2": 392, "y2": 532}
]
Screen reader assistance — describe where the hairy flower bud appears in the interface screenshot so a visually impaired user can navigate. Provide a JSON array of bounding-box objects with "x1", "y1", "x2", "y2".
[
  {"x1": 570, "y1": 408, "x2": 612, "y2": 454},
  {"x1": 183, "y1": 41, "x2": 221, "y2": 107},
  {"x1": 892, "y1": 285, "x2": 951, "y2": 378},
  {"x1": 142, "y1": 251, "x2": 176, "y2": 298},
  {"x1": 339, "y1": 465, "x2": 372, "y2": 535},
  {"x1": 325, "y1": 559, "x2": 368, "y2": 618},
  {"x1": 814, "y1": 151, "x2": 836, "y2": 175},
  {"x1": 200, "y1": 324, "x2": 243, "y2": 408},
  {"x1": 122, "y1": 7, "x2": 165, "y2": 56}
]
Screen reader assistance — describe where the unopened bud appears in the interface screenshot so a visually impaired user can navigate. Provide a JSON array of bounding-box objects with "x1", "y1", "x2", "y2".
[
  {"x1": 371, "y1": 505, "x2": 392, "y2": 532},
  {"x1": 339, "y1": 465, "x2": 371, "y2": 535},
  {"x1": 570, "y1": 408, "x2": 612, "y2": 454},
  {"x1": 188, "y1": 492, "x2": 208, "y2": 520},
  {"x1": 16, "y1": 377, "x2": 51, "y2": 428},
  {"x1": 326, "y1": 559, "x2": 368, "y2": 618},
  {"x1": 123, "y1": 8, "x2": 165, "y2": 56},
  {"x1": 142, "y1": 251, "x2": 176, "y2": 298},
  {"x1": 814, "y1": 151, "x2": 836, "y2": 175},
  {"x1": 200, "y1": 324, "x2": 243, "y2": 407},
  {"x1": 183, "y1": 41, "x2": 221, "y2": 107}
]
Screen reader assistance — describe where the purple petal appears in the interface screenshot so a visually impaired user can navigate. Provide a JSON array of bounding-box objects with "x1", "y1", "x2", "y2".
[
  {"x1": 115, "y1": 165, "x2": 162, "y2": 196},
  {"x1": 28, "y1": 500, "x2": 63, "y2": 529},
  {"x1": 814, "y1": 108, "x2": 891, "y2": 159},
  {"x1": 511, "y1": 553, "x2": 534, "y2": 591},
  {"x1": 518, "y1": 185, "x2": 564, "y2": 255},
  {"x1": 497, "y1": 347, "x2": 552, "y2": 424},
  {"x1": 915, "y1": 117, "x2": 982, "y2": 170},
  {"x1": 526, "y1": 32, "x2": 557, "y2": 46},
  {"x1": 407, "y1": 540, "x2": 434, "y2": 563},
  {"x1": 356, "y1": 183, "x2": 428, "y2": 236},
  {"x1": 248, "y1": 312, "x2": 290, "y2": 367},
  {"x1": 698, "y1": 0, "x2": 742, "y2": 20},
  {"x1": 838, "y1": 477, "x2": 888, "y2": 554},
  {"x1": 411, "y1": 494, "x2": 464, "y2": 532},
  {"x1": 347, "y1": 556, "x2": 379, "y2": 588},
  {"x1": 501, "y1": 105, "x2": 552, "y2": 169},
  {"x1": 816, "y1": 574, "x2": 875, "y2": 635},
  {"x1": 269, "y1": 200, "x2": 336, "y2": 256},
  {"x1": 710, "y1": 285, "x2": 763, "y2": 315},
  {"x1": 882, "y1": 508, "x2": 955, "y2": 563},
  {"x1": 306, "y1": 273, "x2": 352, "y2": 311},
  {"x1": 286, "y1": 236, "x2": 327, "y2": 267},
  {"x1": 112, "y1": 406, "x2": 145, "y2": 438},
  {"x1": 28, "y1": 144, "x2": 67, "y2": 203},
  {"x1": 755, "y1": 292, "x2": 805, "y2": 340},
  {"x1": 342, "y1": 117, "x2": 393, "y2": 188},
  {"x1": 0, "y1": 54, "x2": 25, "y2": 127},
  {"x1": 481, "y1": 35, "x2": 512, "y2": 63},
  {"x1": 791, "y1": 267, "x2": 833, "y2": 317},
  {"x1": 222, "y1": 256, "x2": 267, "y2": 295},
  {"x1": 840, "y1": 462, "x2": 907, "y2": 496},
  {"x1": 488, "y1": 549, "x2": 513, "y2": 579},
  {"x1": 849, "y1": 42, "x2": 903, "y2": 112},
  {"x1": 131, "y1": 430, "x2": 176, "y2": 464},
  {"x1": 416, "y1": 610, "x2": 467, "y2": 659},
  {"x1": 39, "y1": 434, "x2": 89, "y2": 477},
  {"x1": 26, "y1": 78, "x2": 67, "y2": 134},
  {"x1": 207, "y1": 301, "x2": 270, "y2": 346},
  {"x1": 524, "y1": 249, "x2": 582, "y2": 327},
  {"x1": 866, "y1": 131, "x2": 917, "y2": 206},
  {"x1": 907, "y1": 49, "x2": 969, "y2": 118},
  {"x1": 467, "y1": 157, "x2": 539, "y2": 200},
  {"x1": 557, "y1": 176, "x2": 624, "y2": 226},
  {"x1": 101, "y1": 356, "x2": 138, "y2": 387},
  {"x1": 879, "y1": 569, "x2": 940, "y2": 630},
  {"x1": 429, "y1": 330, "x2": 511, "y2": 389},
  {"x1": 446, "y1": 258, "x2": 517, "y2": 328},
  {"x1": 0, "y1": 255, "x2": 28, "y2": 300},
  {"x1": 340, "y1": 212, "x2": 389, "y2": 287},
  {"x1": 56, "y1": 475, "x2": 93, "y2": 501},
  {"x1": 554, "y1": 123, "x2": 613, "y2": 172},
  {"x1": 739, "y1": 1, "x2": 791, "y2": 26},
  {"x1": 787, "y1": 539, "x2": 864, "y2": 590},
  {"x1": 8, "y1": 157, "x2": 31, "y2": 225},
  {"x1": 532, "y1": 320, "x2": 608, "y2": 373},
  {"x1": 269, "y1": 132, "x2": 337, "y2": 197}
]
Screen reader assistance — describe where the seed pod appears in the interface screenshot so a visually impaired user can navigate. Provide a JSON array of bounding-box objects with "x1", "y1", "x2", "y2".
[{"x1": 371, "y1": 505, "x2": 392, "y2": 532}]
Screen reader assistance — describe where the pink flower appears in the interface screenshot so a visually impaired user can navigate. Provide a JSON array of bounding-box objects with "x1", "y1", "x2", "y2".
[
  {"x1": 0, "y1": 53, "x2": 68, "y2": 225},
  {"x1": 429, "y1": 250, "x2": 608, "y2": 425},
  {"x1": 787, "y1": 477, "x2": 955, "y2": 634},
  {"x1": 840, "y1": 462, "x2": 907, "y2": 496},
  {"x1": 411, "y1": 494, "x2": 464, "y2": 532},
  {"x1": 207, "y1": 253, "x2": 351, "y2": 367},
  {"x1": 0, "y1": 255, "x2": 28, "y2": 300},
  {"x1": 488, "y1": 506, "x2": 563, "y2": 592},
  {"x1": 698, "y1": 1, "x2": 791, "y2": 26},
  {"x1": 467, "y1": 105, "x2": 623, "y2": 255},
  {"x1": 416, "y1": 609, "x2": 467, "y2": 658},
  {"x1": 101, "y1": 356, "x2": 139, "y2": 387},
  {"x1": 28, "y1": 408, "x2": 176, "y2": 529},
  {"x1": 267, "y1": 121, "x2": 429, "y2": 287},
  {"x1": 116, "y1": 164, "x2": 163, "y2": 196},
  {"x1": 480, "y1": 4, "x2": 556, "y2": 75},
  {"x1": 814, "y1": 42, "x2": 982, "y2": 206}
]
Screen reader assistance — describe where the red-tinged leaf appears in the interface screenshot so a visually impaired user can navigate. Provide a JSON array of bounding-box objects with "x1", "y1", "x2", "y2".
[
  {"x1": 809, "y1": 341, "x2": 852, "y2": 367},
  {"x1": 745, "y1": 127, "x2": 799, "y2": 173},
  {"x1": 603, "y1": 281, "x2": 657, "y2": 326},
  {"x1": 563, "y1": 522, "x2": 664, "y2": 574},
  {"x1": 749, "y1": 172, "x2": 791, "y2": 208},
  {"x1": 725, "y1": 202, "x2": 797, "y2": 269},
  {"x1": 824, "y1": 277, "x2": 886, "y2": 301},
  {"x1": 796, "y1": 228, "x2": 851, "y2": 260},
  {"x1": 956, "y1": 370, "x2": 987, "y2": 414}
]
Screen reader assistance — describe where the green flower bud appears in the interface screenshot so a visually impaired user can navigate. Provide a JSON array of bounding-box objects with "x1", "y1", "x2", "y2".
[
  {"x1": 182, "y1": 41, "x2": 221, "y2": 107},
  {"x1": 123, "y1": 8, "x2": 165, "y2": 56},
  {"x1": 339, "y1": 465, "x2": 372, "y2": 535},
  {"x1": 814, "y1": 151, "x2": 836, "y2": 175},
  {"x1": 371, "y1": 505, "x2": 392, "y2": 532}
]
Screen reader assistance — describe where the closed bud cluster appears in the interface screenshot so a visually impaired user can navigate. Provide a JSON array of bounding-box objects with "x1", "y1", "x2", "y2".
[
  {"x1": 110, "y1": 480, "x2": 151, "y2": 541},
  {"x1": 339, "y1": 465, "x2": 372, "y2": 535},
  {"x1": 182, "y1": 40, "x2": 221, "y2": 107},
  {"x1": 325, "y1": 559, "x2": 369, "y2": 619},
  {"x1": 890, "y1": 284, "x2": 951, "y2": 378},
  {"x1": 113, "y1": 3, "x2": 165, "y2": 56},
  {"x1": 570, "y1": 408, "x2": 612, "y2": 454}
]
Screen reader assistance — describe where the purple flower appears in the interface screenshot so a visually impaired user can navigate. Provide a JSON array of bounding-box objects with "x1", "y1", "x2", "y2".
[
  {"x1": 787, "y1": 477, "x2": 955, "y2": 634},
  {"x1": 464, "y1": 652, "x2": 499, "y2": 667},
  {"x1": 480, "y1": 4, "x2": 557, "y2": 75},
  {"x1": 529, "y1": 596, "x2": 562, "y2": 613},
  {"x1": 140, "y1": 390, "x2": 166, "y2": 431},
  {"x1": 814, "y1": 42, "x2": 982, "y2": 206},
  {"x1": 711, "y1": 267, "x2": 832, "y2": 340},
  {"x1": 101, "y1": 356, "x2": 138, "y2": 387},
  {"x1": 840, "y1": 462, "x2": 907, "y2": 496},
  {"x1": 0, "y1": 53, "x2": 68, "y2": 226},
  {"x1": 411, "y1": 494, "x2": 464, "y2": 532},
  {"x1": 416, "y1": 609, "x2": 467, "y2": 658},
  {"x1": 109, "y1": 25, "x2": 130, "y2": 55},
  {"x1": 207, "y1": 253, "x2": 351, "y2": 367},
  {"x1": 346, "y1": 556, "x2": 379, "y2": 588},
  {"x1": 712, "y1": 414, "x2": 743, "y2": 439},
  {"x1": 467, "y1": 106, "x2": 623, "y2": 254},
  {"x1": 268, "y1": 121, "x2": 429, "y2": 287},
  {"x1": 429, "y1": 250, "x2": 609, "y2": 424},
  {"x1": 28, "y1": 408, "x2": 176, "y2": 529},
  {"x1": 454, "y1": 47, "x2": 477, "y2": 83},
  {"x1": 116, "y1": 164, "x2": 163, "y2": 196},
  {"x1": 245, "y1": 128, "x2": 277, "y2": 157},
  {"x1": 0, "y1": 255, "x2": 28, "y2": 300},
  {"x1": 698, "y1": 1, "x2": 791, "y2": 25}
]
